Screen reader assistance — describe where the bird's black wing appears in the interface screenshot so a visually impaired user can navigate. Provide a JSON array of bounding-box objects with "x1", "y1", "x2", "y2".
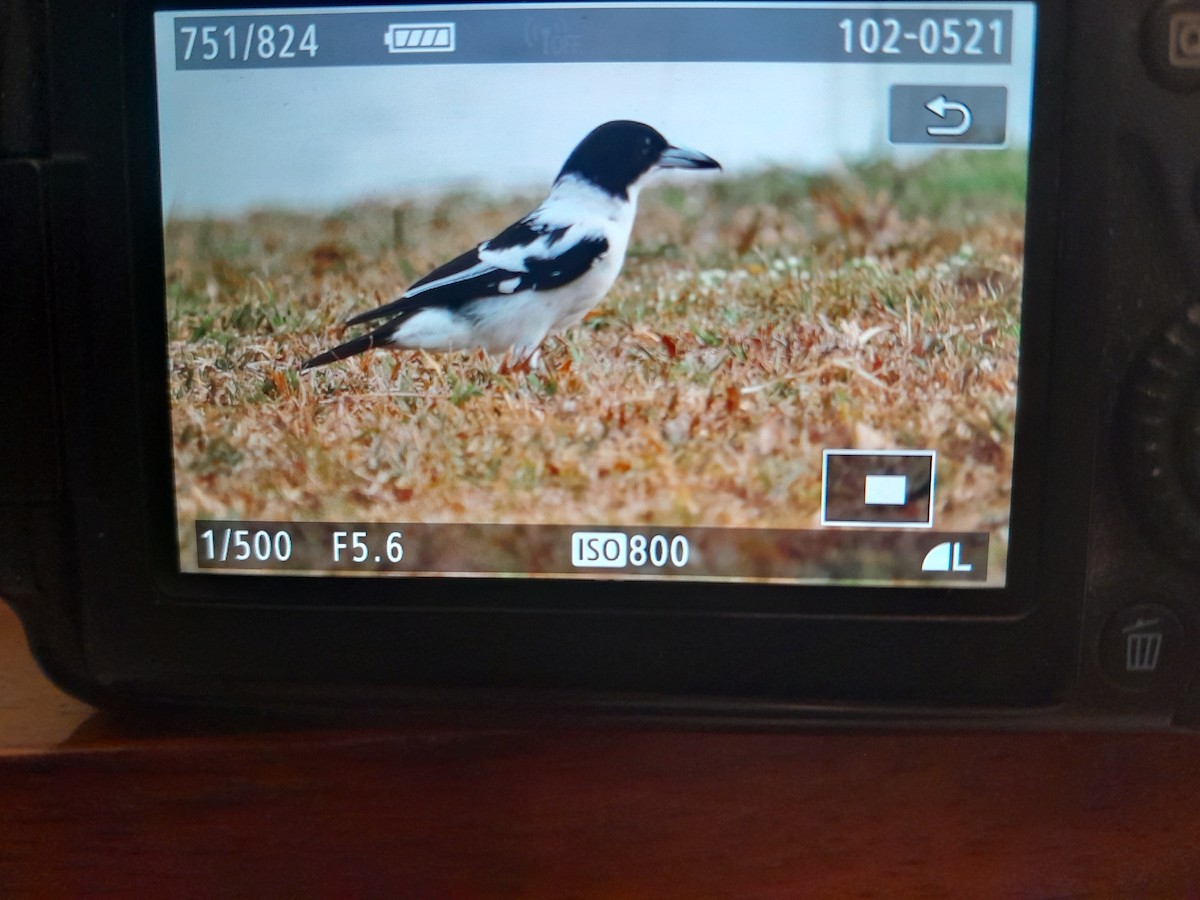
[
  {"x1": 485, "y1": 217, "x2": 570, "y2": 252},
  {"x1": 517, "y1": 234, "x2": 610, "y2": 291},
  {"x1": 344, "y1": 215, "x2": 562, "y2": 327},
  {"x1": 344, "y1": 229, "x2": 609, "y2": 327},
  {"x1": 344, "y1": 245, "x2": 494, "y2": 327}
]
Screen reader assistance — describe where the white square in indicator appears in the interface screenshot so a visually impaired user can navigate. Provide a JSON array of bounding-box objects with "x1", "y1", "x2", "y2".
[{"x1": 864, "y1": 474, "x2": 908, "y2": 506}]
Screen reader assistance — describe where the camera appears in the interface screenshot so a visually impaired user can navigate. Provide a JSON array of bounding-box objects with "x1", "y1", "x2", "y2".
[{"x1": 2, "y1": 0, "x2": 1199, "y2": 727}]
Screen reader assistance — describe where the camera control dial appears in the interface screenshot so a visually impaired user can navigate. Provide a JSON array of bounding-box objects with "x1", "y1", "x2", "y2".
[
  {"x1": 1144, "y1": 1, "x2": 1200, "y2": 91},
  {"x1": 1119, "y1": 304, "x2": 1200, "y2": 563}
]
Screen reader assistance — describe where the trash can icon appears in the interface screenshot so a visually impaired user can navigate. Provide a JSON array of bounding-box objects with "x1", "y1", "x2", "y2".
[{"x1": 1124, "y1": 619, "x2": 1164, "y2": 672}]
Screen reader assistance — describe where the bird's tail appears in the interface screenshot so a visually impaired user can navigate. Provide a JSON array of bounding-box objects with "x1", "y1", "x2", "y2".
[{"x1": 300, "y1": 333, "x2": 381, "y2": 371}]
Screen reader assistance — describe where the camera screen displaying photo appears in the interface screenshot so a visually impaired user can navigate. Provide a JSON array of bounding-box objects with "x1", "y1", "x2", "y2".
[{"x1": 155, "y1": 2, "x2": 1038, "y2": 587}]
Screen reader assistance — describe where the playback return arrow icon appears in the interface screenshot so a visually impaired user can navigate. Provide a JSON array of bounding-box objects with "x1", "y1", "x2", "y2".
[{"x1": 925, "y1": 95, "x2": 973, "y2": 137}]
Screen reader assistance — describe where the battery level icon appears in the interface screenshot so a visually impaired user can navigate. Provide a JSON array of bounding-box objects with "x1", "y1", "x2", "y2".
[
  {"x1": 1123, "y1": 618, "x2": 1164, "y2": 672},
  {"x1": 385, "y1": 23, "x2": 456, "y2": 53}
]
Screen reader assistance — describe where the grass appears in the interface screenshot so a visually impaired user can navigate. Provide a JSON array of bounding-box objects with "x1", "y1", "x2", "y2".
[{"x1": 165, "y1": 151, "x2": 1025, "y2": 581}]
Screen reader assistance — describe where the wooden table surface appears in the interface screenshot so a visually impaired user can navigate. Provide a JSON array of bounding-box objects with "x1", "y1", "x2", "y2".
[{"x1": 3, "y1": 601, "x2": 1200, "y2": 897}]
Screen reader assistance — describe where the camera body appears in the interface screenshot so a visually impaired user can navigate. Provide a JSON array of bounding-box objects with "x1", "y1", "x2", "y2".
[{"x1": 2, "y1": 0, "x2": 1199, "y2": 726}]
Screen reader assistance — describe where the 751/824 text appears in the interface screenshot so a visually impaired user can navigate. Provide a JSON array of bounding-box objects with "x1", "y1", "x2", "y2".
[{"x1": 177, "y1": 21, "x2": 319, "y2": 64}]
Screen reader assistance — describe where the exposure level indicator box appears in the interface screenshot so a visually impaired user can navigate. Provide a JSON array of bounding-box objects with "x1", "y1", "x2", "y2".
[{"x1": 821, "y1": 450, "x2": 937, "y2": 528}]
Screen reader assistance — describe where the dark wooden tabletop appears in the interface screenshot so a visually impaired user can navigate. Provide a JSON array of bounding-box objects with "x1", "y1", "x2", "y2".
[{"x1": 3, "y1": 601, "x2": 1200, "y2": 897}]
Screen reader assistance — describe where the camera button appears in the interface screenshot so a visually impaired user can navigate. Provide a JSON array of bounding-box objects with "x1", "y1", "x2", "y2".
[
  {"x1": 1100, "y1": 603, "x2": 1187, "y2": 691},
  {"x1": 1143, "y1": 3, "x2": 1200, "y2": 90},
  {"x1": 889, "y1": 85, "x2": 1008, "y2": 146}
]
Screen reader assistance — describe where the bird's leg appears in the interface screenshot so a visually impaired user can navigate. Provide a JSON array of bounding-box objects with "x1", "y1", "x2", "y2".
[
  {"x1": 507, "y1": 355, "x2": 534, "y2": 376},
  {"x1": 498, "y1": 346, "x2": 540, "y2": 375}
]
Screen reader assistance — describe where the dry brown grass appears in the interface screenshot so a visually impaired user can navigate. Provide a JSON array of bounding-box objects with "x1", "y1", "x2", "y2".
[{"x1": 166, "y1": 152, "x2": 1026, "y2": 578}]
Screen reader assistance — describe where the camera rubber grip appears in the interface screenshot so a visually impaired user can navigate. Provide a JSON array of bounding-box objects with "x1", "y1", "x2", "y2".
[
  {"x1": 0, "y1": 0, "x2": 48, "y2": 157},
  {"x1": 0, "y1": 161, "x2": 59, "y2": 505}
]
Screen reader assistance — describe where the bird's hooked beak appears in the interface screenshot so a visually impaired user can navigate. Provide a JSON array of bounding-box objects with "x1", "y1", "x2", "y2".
[{"x1": 657, "y1": 144, "x2": 722, "y2": 171}]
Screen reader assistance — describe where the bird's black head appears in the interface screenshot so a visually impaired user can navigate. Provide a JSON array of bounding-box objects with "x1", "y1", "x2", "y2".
[{"x1": 556, "y1": 120, "x2": 720, "y2": 199}]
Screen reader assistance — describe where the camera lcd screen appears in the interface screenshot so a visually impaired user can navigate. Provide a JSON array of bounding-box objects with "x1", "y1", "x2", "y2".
[{"x1": 154, "y1": 1, "x2": 1038, "y2": 587}]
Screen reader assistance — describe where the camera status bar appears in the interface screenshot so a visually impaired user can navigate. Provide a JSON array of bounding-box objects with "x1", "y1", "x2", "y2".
[
  {"x1": 193, "y1": 520, "x2": 990, "y2": 584},
  {"x1": 167, "y1": 5, "x2": 1017, "y2": 70}
]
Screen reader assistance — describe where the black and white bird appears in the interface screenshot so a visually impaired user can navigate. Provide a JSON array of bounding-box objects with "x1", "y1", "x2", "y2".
[{"x1": 300, "y1": 120, "x2": 720, "y2": 371}]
